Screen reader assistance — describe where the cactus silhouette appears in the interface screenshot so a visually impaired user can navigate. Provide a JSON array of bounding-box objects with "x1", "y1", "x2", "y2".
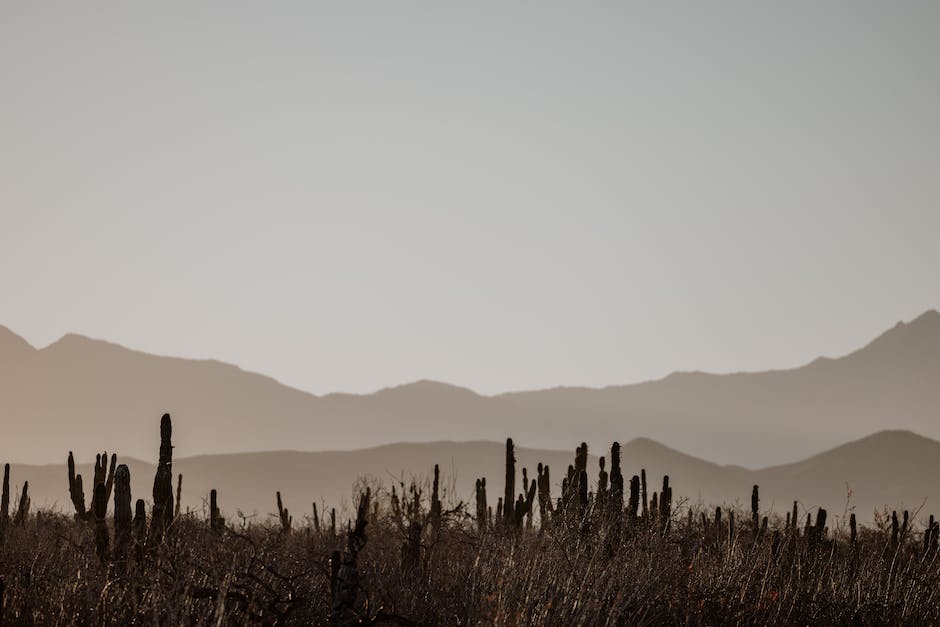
[
  {"x1": 150, "y1": 413, "x2": 174, "y2": 542},
  {"x1": 12, "y1": 482, "x2": 28, "y2": 527},
  {"x1": 609, "y1": 443, "x2": 624, "y2": 518},
  {"x1": 276, "y1": 491, "x2": 292, "y2": 532},
  {"x1": 0, "y1": 464, "x2": 9, "y2": 531},
  {"x1": 503, "y1": 438, "x2": 515, "y2": 524},
  {"x1": 93, "y1": 482, "x2": 110, "y2": 564},
  {"x1": 113, "y1": 464, "x2": 132, "y2": 566}
]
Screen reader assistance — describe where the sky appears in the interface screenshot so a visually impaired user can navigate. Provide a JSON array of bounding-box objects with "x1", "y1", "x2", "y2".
[{"x1": 1, "y1": 2, "x2": 938, "y2": 395}]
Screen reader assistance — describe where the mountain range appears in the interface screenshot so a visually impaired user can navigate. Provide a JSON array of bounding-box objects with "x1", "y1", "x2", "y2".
[{"x1": 1, "y1": 310, "x2": 937, "y2": 467}]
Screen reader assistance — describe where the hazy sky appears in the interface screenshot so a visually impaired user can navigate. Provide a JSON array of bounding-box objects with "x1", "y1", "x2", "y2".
[{"x1": 1, "y1": 2, "x2": 938, "y2": 395}]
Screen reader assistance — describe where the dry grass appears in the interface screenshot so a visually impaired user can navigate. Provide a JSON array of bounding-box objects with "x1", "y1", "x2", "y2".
[{"x1": 0, "y1": 479, "x2": 939, "y2": 624}]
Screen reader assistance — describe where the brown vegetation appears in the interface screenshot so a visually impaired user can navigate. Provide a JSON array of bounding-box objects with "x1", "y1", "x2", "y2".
[{"x1": 1, "y1": 415, "x2": 940, "y2": 624}]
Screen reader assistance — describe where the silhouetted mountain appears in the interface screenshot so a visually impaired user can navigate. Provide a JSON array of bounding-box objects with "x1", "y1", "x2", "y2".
[
  {"x1": 0, "y1": 311, "x2": 937, "y2": 466},
  {"x1": 11, "y1": 430, "x2": 940, "y2": 525}
]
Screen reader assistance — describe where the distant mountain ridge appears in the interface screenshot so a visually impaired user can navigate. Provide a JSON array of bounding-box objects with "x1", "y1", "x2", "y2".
[
  {"x1": 10, "y1": 429, "x2": 940, "y2": 525},
  {"x1": 0, "y1": 310, "x2": 937, "y2": 467}
]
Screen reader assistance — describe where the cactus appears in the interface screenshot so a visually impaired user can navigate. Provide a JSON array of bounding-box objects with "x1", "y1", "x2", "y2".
[
  {"x1": 210, "y1": 489, "x2": 224, "y2": 531},
  {"x1": 475, "y1": 478, "x2": 488, "y2": 532},
  {"x1": 313, "y1": 503, "x2": 321, "y2": 534},
  {"x1": 628, "y1": 475, "x2": 640, "y2": 528},
  {"x1": 332, "y1": 489, "x2": 370, "y2": 625},
  {"x1": 150, "y1": 413, "x2": 174, "y2": 541},
  {"x1": 276, "y1": 491, "x2": 292, "y2": 532},
  {"x1": 91, "y1": 452, "x2": 117, "y2": 519},
  {"x1": 0, "y1": 464, "x2": 9, "y2": 531},
  {"x1": 641, "y1": 469, "x2": 648, "y2": 520},
  {"x1": 536, "y1": 465, "x2": 552, "y2": 526},
  {"x1": 849, "y1": 513, "x2": 857, "y2": 548},
  {"x1": 609, "y1": 443, "x2": 624, "y2": 518},
  {"x1": 430, "y1": 464, "x2": 442, "y2": 533},
  {"x1": 134, "y1": 499, "x2": 146, "y2": 542},
  {"x1": 596, "y1": 457, "x2": 608, "y2": 509},
  {"x1": 12, "y1": 482, "x2": 28, "y2": 527},
  {"x1": 660, "y1": 476, "x2": 672, "y2": 533},
  {"x1": 175, "y1": 474, "x2": 183, "y2": 519},
  {"x1": 577, "y1": 469, "x2": 588, "y2": 517},
  {"x1": 93, "y1": 482, "x2": 110, "y2": 564},
  {"x1": 751, "y1": 485, "x2": 759, "y2": 533},
  {"x1": 503, "y1": 438, "x2": 515, "y2": 524},
  {"x1": 791, "y1": 501, "x2": 799, "y2": 534},
  {"x1": 891, "y1": 511, "x2": 899, "y2": 549},
  {"x1": 513, "y1": 478, "x2": 537, "y2": 529},
  {"x1": 67, "y1": 452, "x2": 87, "y2": 520},
  {"x1": 113, "y1": 465, "x2": 132, "y2": 565},
  {"x1": 330, "y1": 508, "x2": 337, "y2": 537}
]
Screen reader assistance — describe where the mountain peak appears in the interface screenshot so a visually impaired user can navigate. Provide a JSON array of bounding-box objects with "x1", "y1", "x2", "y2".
[
  {"x1": 0, "y1": 325, "x2": 36, "y2": 362},
  {"x1": 376, "y1": 379, "x2": 481, "y2": 398}
]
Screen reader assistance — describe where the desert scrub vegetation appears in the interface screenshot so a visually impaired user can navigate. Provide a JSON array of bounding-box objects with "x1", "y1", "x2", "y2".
[{"x1": 1, "y1": 418, "x2": 940, "y2": 624}]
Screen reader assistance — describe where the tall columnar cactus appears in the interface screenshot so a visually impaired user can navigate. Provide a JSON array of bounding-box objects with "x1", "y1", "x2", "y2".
[
  {"x1": 150, "y1": 413, "x2": 175, "y2": 541},
  {"x1": 628, "y1": 475, "x2": 640, "y2": 527},
  {"x1": 512, "y1": 478, "x2": 537, "y2": 530},
  {"x1": 113, "y1": 465, "x2": 132, "y2": 565},
  {"x1": 0, "y1": 464, "x2": 9, "y2": 530},
  {"x1": 503, "y1": 438, "x2": 515, "y2": 524},
  {"x1": 90, "y1": 452, "x2": 117, "y2": 519},
  {"x1": 536, "y1": 464, "x2": 552, "y2": 526},
  {"x1": 12, "y1": 482, "x2": 29, "y2": 527},
  {"x1": 332, "y1": 489, "x2": 371, "y2": 625},
  {"x1": 475, "y1": 478, "x2": 488, "y2": 532},
  {"x1": 67, "y1": 452, "x2": 87, "y2": 520},
  {"x1": 640, "y1": 469, "x2": 648, "y2": 519},
  {"x1": 134, "y1": 499, "x2": 146, "y2": 545},
  {"x1": 596, "y1": 457, "x2": 609, "y2": 508},
  {"x1": 891, "y1": 511, "x2": 899, "y2": 549},
  {"x1": 609, "y1": 443, "x2": 624, "y2": 517},
  {"x1": 574, "y1": 443, "x2": 588, "y2": 476},
  {"x1": 430, "y1": 464, "x2": 442, "y2": 533},
  {"x1": 751, "y1": 485, "x2": 759, "y2": 533},
  {"x1": 849, "y1": 513, "x2": 857, "y2": 549},
  {"x1": 276, "y1": 491, "x2": 292, "y2": 532},
  {"x1": 577, "y1": 469, "x2": 588, "y2": 517},
  {"x1": 175, "y1": 474, "x2": 183, "y2": 519},
  {"x1": 93, "y1": 482, "x2": 110, "y2": 564},
  {"x1": 812, "y1": 508, "x2": 827, "y2": 546},
  {"x1": 210, "y1": 489, "x2": 224, "y2": 531},
  {"x1": 660, "y1": 476, "x2": 672, "y2": 533},
  {"x1": 925, "y1": 516, "x2": 935, "y2": 555}
]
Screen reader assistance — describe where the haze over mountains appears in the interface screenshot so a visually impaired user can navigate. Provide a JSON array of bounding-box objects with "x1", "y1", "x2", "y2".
[
  {"x1": 9, "y1": 430, "x2": 940, "y2": 525},
  {"x1": 1, "y1": 310, "x2": 937, "y2": 467}
]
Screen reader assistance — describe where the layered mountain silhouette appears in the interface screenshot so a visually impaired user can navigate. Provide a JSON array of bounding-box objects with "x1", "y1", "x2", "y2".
[
  {"x1": 10, "y1": 430, "x2": 940, "y2": 525},
  {"x1": 0, "y1": 310, "x2": 938, "y2": 466}
]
